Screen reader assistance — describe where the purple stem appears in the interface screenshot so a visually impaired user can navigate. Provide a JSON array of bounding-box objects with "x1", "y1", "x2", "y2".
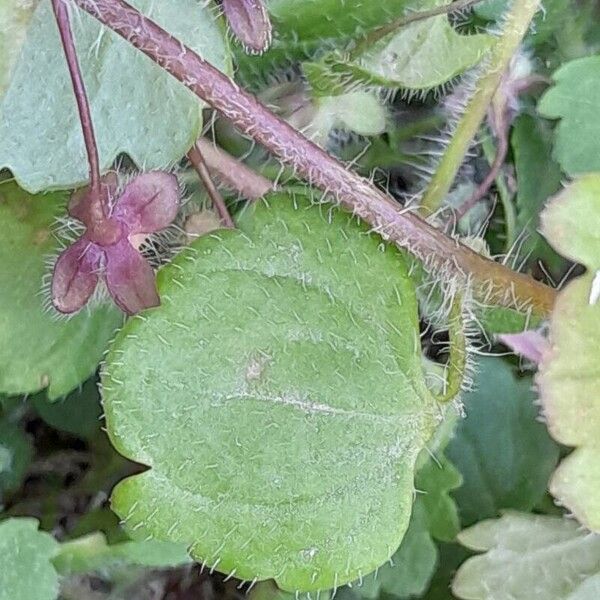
[
  {"x1": 70, "y1": 0, "x2": 556, "y2": 316},
  {"x1": 51, "y1": 0, "x2": 104, "y2": 218}
]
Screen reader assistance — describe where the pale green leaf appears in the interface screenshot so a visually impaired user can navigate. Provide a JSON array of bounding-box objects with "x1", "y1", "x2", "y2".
[
  {"x1": 0, "y1": 0, "x2": 39, "y2": 96},
  {"x1": 352, "y1": 0, "x2": 492, "y2": 90},
  {"x1": 447, "y1": 357, "x2": 559, "y2": 526},
  {"x1": 453, "y1": 512, "x2": 600, "y2": 600},
  {"x1": 53, "y1": 531, "x2": 191, "y2": 575},
  {"x1": 0, "y1": 518, "x2": 60, "y2": 600},
  {"x1": 538, "y1": 56, "x2": 600, "y2": 176},
  {"x1": 0, "y1": 181, "x2": 122, "y2": 399},
  {"x1": 539, "y1": 174, "x2": 600, "y2": 532},
  {"x1": 0, "y1": 418, "x2": 33, "y2": 497},
  {"x1": 0, "y1": 0, "x2": 230, "y2": 192},
  {"x1": 102, "y1": 192, "x2": 438, "y2": 591}
]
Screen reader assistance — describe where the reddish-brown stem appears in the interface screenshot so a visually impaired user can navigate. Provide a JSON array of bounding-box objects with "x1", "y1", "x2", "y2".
[
  {"x1": 71, "y1": 0, "x2": 556, "y2": 316},
  {"x1": 195, "y1": 137, "x2": 273, "y2": 201},
  {"x1": 188, "y1": 143, "x2": 235, "y2": 228},
  {"x1": 51, "y1": 0, "x2": 105, "y2": 220}
]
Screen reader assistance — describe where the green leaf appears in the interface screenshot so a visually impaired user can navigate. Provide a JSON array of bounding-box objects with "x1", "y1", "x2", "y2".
[
  {"x1": 345, "y1": 0, "x2": 492, "y2": 90},
  {"x1": 266, "y1": 0, "x2": 412, "y2": 43},
  {"x1": 0, "y1": 0, "x2": 38, "y2": 96},
  {"x1": 102, "y1": 192, "x2": 437, "y2": 591},
  {"x1": 538, "y1": 56, "x2": 600, "y2": 176},
  {"x1": 453, "y1": 512, "x2": 600, "y2": 600},
  {"x1": 355, "y1": 501, "x2": 438, "y2": 599},
  {"x1": 538, "y1": 175, "x2": 600, "y2": 532},
  {"x1": 0, "y1": 518, "x2": 60, "y2": 600},
  {"x1": 32, "y1": 378, "x2": 102, "y2": 439},
  {"x1": 511, "y1": 114, "x2": 563, "y2": 272},
  {"x1": 446, "y1": 357, "x2": 559, "y2": 526},
  {"x1": 0, "y1": 181, "x2": 122, "y2": 399},
  {"x1": 0, "y1": 418, "x2": 33, "y2": 497},
  {"x1": 53, "y1": 531, "x2": 191, "y2": 575},
  {"x1": 0, "y1": 0, "x2": 230, "y2": 192}
]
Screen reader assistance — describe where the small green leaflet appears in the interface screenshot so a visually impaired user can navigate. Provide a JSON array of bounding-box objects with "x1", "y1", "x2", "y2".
[
  {"x1": 538, "y1": 56, "x2": 600, "y2": 176},
  {"x1": 0, "y1": 0, "x2": 231, "y2": 192},
  {"x1": 0, "y1": 182, "x2": 122, "y2": 400},
  {"x1": 447, "y1": 357, "x2": 559, "y2": 526},
  {"x1": 453, "y1": 512, "x2": 600, "y2": 600},
  {"x1": 0, "y1": 519, "x2": 60, "y2": 600},
  {"x1": 0, "y1": 418, "x2": 33, "y2": 498},
  {"x1": 539, "y1": 174, "x2": 600, "y2": 532},
  {"x1": 102, "y1": 192, "x2": 439, "y2": 591}
]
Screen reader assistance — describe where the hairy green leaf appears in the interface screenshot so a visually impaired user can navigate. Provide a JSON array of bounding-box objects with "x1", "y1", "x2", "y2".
[
  {"x1": 453, "y1": 512, "x2": 600, "y2": 600},
  {"x1": 0, "y1": 0, "x2": 230, "y2": 192},
  {"x1": 102, "y1": 192, "x2": 438, "y2": 591},
  {"x1": 0, "y1": 518, "x2": 60, "y2": 600},
  {"x1": 538, "y1": 56, "x2": 600, "y2": 176},
  {"x1": 539, "y1": 174, "x2": 600, "y2": 532},
  {"x1": 447, "y1": 357, "x2": 559, "y2": 526},
  {"x1": 0, "y1": 182, "x2": 122, "y2": 399}
]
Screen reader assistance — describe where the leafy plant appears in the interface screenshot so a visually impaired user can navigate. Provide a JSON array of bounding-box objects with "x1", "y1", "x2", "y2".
[{"x1": 0, "y1": 0, "x2": 599, "y2": 598}]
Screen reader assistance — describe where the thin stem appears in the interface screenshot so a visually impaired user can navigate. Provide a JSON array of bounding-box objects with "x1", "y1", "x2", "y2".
[
  {"x1": 419, "y1": 0, "x2": 541, "y2": 215},
  {"x1": 194, "y1": 137, "x2": 273, "y2": 200},
  {"x1": 71, "y1": 0, "x2": 556, "y2": 317},
  {"x1": 351, "y1": 0, "x2": 483, "y2": 58},
  {"x1": 51, "y1": 0, "x2": 103, "y2": 215},
  {"x1": 454, "y1": 119, "x2": 509, "y2": 221},
  {"x1": 188, "y1": 143, "x2": 235, "y2": 228},
  {"x1": 434, "y1": 296, "x2": 468, "y2": 404}
]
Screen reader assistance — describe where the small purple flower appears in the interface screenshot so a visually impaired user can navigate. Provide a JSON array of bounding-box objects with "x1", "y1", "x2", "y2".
[
  {"x1": 52, "y1": 172, "x2": 179, "y2": 315},
  {"x1": 222, "y1": 0, "x2": 272, "y2": 54}
]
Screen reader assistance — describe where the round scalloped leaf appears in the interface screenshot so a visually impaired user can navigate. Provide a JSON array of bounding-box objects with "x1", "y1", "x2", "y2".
[
  {"x1": 0, "y1": 182, "x2": 122, "y2": 399},
  {"x1": 102, "y1": 193, "x2": 438, "y2": 591},
  {"x1": 0, "y1": 518, "x2": 60, "y2": 600},
  {"x1": 539, "y1": 174, "x2": 600, "y2": 532},
  {"x1": 538, "y1": 57, "x2": 600, "y2": 176},
  {"x1": 453, "y1": 512, "x2": 600, "y2": 600},
  {"x1": 0, "y1": 0, "x2": 230, "y2": 192}
]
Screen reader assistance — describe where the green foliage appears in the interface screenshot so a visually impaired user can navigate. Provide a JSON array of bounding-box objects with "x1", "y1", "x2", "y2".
[
  {"x1": 0, "y1": 0, "x2": 230, "y2": 192},
  {"x1": 453, "y1": 512, "x2": 600, "y2": 600},
  {"x1": 53, "y1": 531, "x2": 191, "y2": 575},
  {"x1": 0, "y1": 518, "x2": 60, "y2": 600},
  {"x1": 511, "y1": 114, "x2": 563, "y2": 271},
  {"x1": 102, "y1": 192, "x2": 437, "y2": 591},
  {"x1": 538, "y1": 56, "x2": 600, "y2": 176},
  {"x1": 447, "y1": 357, "x2": 559, "y2": 526},
  {"x1": 0, "y1": 418, "x2": 33, "y2": 498},
  {"x1": 538, "y1": 174, "x2": 600, "y2": 532},
  {"x1": 0, "y1": 182, "x2": 122, "y2": 399}
]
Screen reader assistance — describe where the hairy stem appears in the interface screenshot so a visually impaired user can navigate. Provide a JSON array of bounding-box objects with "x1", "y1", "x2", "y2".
[
  {"x1": 419, "y1": 0, "x2": 541, "y2": 215},
  {"x1": 71, "y1": 0, "x2": 555, "y2": 316},
  {"x1": 194, "y1": 137, "x2": 273, "y2": 200},
  {"x1": 352, "y1": 0, "x2": 483, "y2": 58},
  {"x1": 51, "y1": 0, "x2": 104, "y2": 217},
  {"x1": 188, "y1": 143, "x2": 235, "y2": 228}
]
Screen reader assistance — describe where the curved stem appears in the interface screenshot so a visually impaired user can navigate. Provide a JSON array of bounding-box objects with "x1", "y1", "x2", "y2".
[
  {"x1": 419, "y1": 0, "x2": 541, "y2": 215},
  {"x1": 71, "y1": 0, "x2": 555, "y2": 317},
  {"x1": 51, "y1": 0, "x2": 104, "y2": 218}
]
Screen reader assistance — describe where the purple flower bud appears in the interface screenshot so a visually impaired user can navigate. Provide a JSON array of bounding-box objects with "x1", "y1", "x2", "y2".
[
  {"x1": 52, "y1": 171, "x2": 179, "y2": 316},
  {"x1": 222, "y1": 0, "x2": 272, "y2": 54}
]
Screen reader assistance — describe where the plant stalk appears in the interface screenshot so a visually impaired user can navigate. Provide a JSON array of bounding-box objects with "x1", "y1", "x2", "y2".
[
  {"x1": 51, "y1": 0, "x2": 104, "y2": 218},
  {"x1": 419, "y1": 0, "x2": 541, "y2": 215},
  {"x1": 71, "y1": 0, "x2": 555, "y2": 316}
]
